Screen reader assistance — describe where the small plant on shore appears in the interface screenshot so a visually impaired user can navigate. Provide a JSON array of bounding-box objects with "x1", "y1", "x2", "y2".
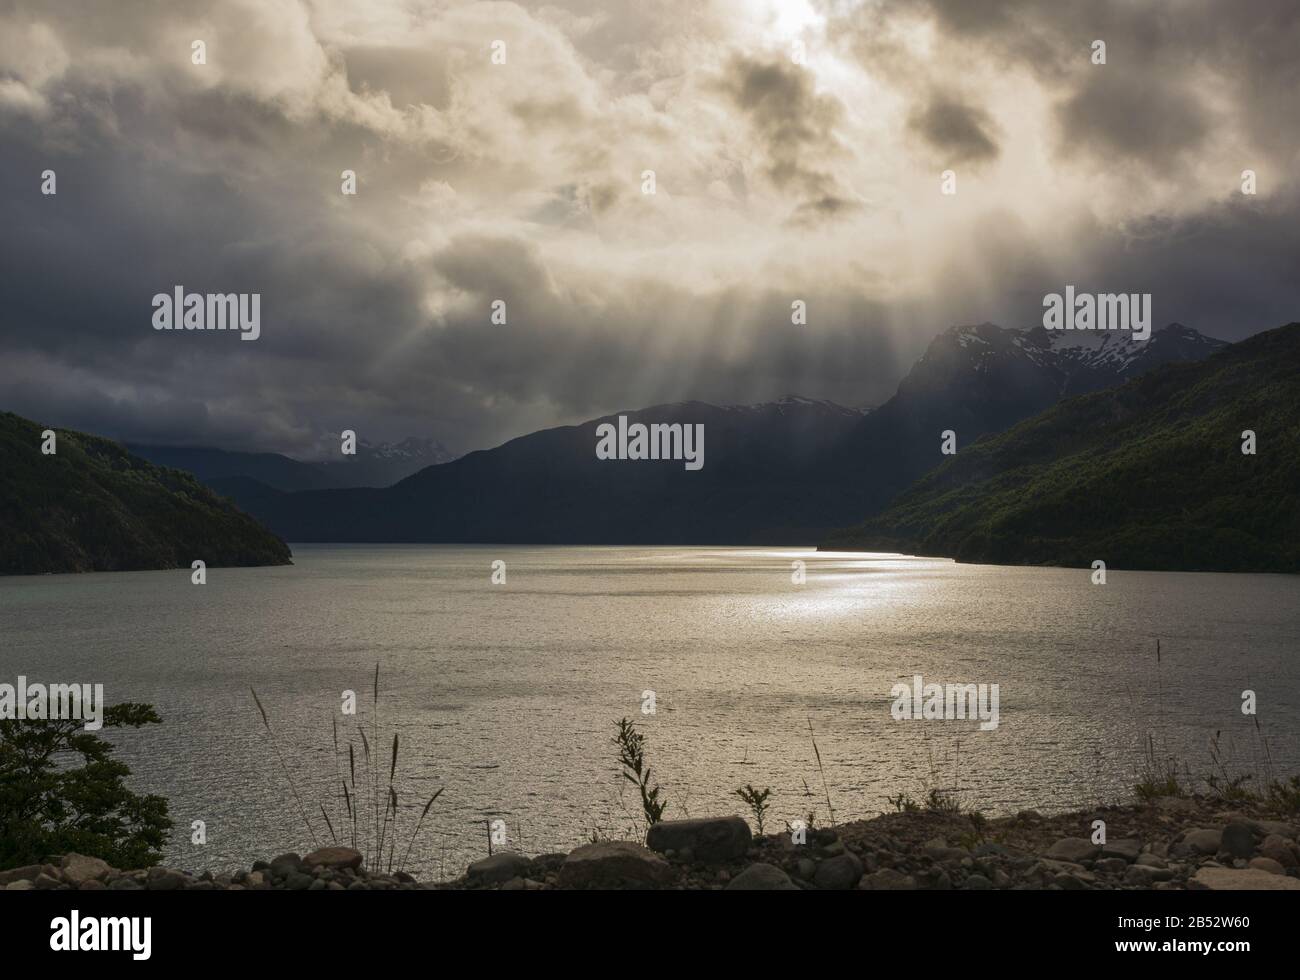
[
  {"x1": 0, "y1": 703, "x2": 173, "y2": 870},
  {"x1": 1134, "y1": 732, "x2": 1185, "y2": 801},
  {"x1": 885, "y1": 792, "x2": 920, "y2": 813},
  {"x1": 614, "y1": 717, "x2": 667, "y2": 832},
  {"x1": 252, "y1": 664, "x2": 444, "y2": 877},
  {"x1": 1204, "y1": 730, "x2": 1254, "y2": 803},
  {"x1": 806, "y1": 718, "x2": 836, "y2": 827},
  {"x1": 925, "y1": 788, "x2": 962, "y2": 815},
  {"x1": 956, "y1": 810, "x2": 990, "y2": 849},
  {"x1": 734, "y1": 784, "x2": 772, "y2": 835},
  {"x1": 1265, "y1": 776, "x2": 1300, "y2": 813}
]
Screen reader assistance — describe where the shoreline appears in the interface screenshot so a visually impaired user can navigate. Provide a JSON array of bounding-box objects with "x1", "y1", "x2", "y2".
[{"x1": 7, "y1": 794, "x2": 1297, "y2": 892}]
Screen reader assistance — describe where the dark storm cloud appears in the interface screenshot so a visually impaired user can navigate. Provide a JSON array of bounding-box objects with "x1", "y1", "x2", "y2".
[
  {"x1": 718, "y1": 55, "x2": 859, "y2": 220},
  {"x1": 1054, "y1": 69, "x2": 1209, "y2": 168},
  {"x1": 853, "y1": 0, "x2": 1300, "y2": 172},
  {"x1": 1, "y1": 0, "x2": 1299, "y2": 461},
  {"x1": 907, "y1": 94, "x2": 1000, "y2": 165}
]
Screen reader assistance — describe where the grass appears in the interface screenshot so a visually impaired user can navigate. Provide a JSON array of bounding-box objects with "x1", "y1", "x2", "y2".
[{"x1": 251, "y1": 664, "x2": 445, "y2": 876}]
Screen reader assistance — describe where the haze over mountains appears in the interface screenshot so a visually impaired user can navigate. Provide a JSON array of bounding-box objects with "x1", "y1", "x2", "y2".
[
  {"x1": 221, "y1": 322, "x2": 1228, "y2": 546},
  {"x1": 128, "y1": 437, "x2": 457, "y2": 494}
]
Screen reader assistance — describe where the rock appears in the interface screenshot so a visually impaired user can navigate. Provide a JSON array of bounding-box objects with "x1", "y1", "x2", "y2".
[
  {"x1": 1258, "y1": 836, "x2": 1298, "y2": 868},
  {"x1": 1190, "y1": 867, "x2": 1300, "y2": 891},
  {"x1": 6, "y1": 880, "x2": 35, "y2": 891},
  {"x1": 1180, "y1": 828, "x2": 1223, "y2": 855},
  {"x1": 993, "y1": 869, "x2": 1011, "y2": 888},
  {"x1": 303, "y1": 847, "x2": 363, "y2": 872},
  {"x1": 1248, "y1": 857, "x2": 1285, "y2": 875},
  {"x1": 1221, "y1": 822, "x2": 1255, "y2": 859},
  {"x1": 645, "y1": 817, "x2": 751, "y2": 863},
  {"x1": 557, "y1": 842, "x2": 674, "y2": 889},
  {"x1": 1135, "y1": 853, "x2": 1168, "y2": 869},
  {"x1": 60, "y1": 853, "x2": 112, "y2": 886},
  {"x1": 467, "y1": 852, "x2": 531, "y2": 886},
  {"x1": 78, "y1": 880, "x2": 107, "y2": 891},
  {"x1": 813, "y1": 853, "x2": 863, "y2": 890},
  {"x1": 269, "y1": 853, "x2": 303, "y2": 877},
  {"x1": 924, "y1": 841, "x2": 970, "y2": 863},
  {"x1": 1095, "y1": 858, "x2": 1128, "y2": 875},
  {"x1": 927, "y1": 869, "x2": 953, "y2": 890},
  {"x1": 726, "y1": 863, "x2": 800, "y2": 890},
  {"x1": 964, "y1": 873, "x2": 992, "y2": 890},
  {"x1": 285, "y1": 872, "x2": 315, "y2": 890},
  {"x1": 1251, "y1": 819, "x2": 1296, "y2": 838},
  {"x1": 1100, "y1": 839, "x2": 1142, "y2": 863},
  {"x1": 108, "y1": 878, "x2": 142, "y2": 891},
  {"x1": 859, "y1": 868, "x2": 916, "y2": 890},
  {"x1": 308, "y1": 879, "x2": 327, "y2": 890},
  {"x1": 34, "y1": 873, "x2": 64, "y2": 890},
  {"x1": 1046, "y1": 838, "x2": 1099, "y2": 863},
  {"x1": 146, "y1": 868, "x2": 187, "y2": 891},
  {"x1": 0, "y1": 865, "x2": 43, "y2": 886},
  {"x1": 1124, "y1": 865, "x2": 1173, "y2": 885},
  {"x1": 794, "y1": 858, "x2": 816, "y2": 880}
]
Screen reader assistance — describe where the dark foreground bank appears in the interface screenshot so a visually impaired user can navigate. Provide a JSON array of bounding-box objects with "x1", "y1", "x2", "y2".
[{"x1": 6, "y1": 794, "x2": 1297, "y2": 893}]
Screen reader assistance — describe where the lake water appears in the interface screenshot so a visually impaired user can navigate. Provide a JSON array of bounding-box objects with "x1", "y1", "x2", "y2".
[{"x1": 3, "y1": 545, "x2": 1298, "y2": 880}]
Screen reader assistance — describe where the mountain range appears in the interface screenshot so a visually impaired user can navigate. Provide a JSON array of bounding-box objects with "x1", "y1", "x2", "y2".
[
  {"x1": 223, "y1": 322, "x2": 1227, "y2": 545},
  {"x1": 822, "y1": 322, "x2": 1300, "y2": 573},
  {"x1": 127, "y1": 436, "x2": 457, "y2": 493}
]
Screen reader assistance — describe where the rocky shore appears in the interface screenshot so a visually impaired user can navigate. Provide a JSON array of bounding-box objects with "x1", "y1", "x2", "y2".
[{"x1": 5, "y1": 795, "x2": 1299, "y2": 892}]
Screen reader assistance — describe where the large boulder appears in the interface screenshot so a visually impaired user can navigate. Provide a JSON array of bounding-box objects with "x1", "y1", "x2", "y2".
[
  {"x1": 1221, "y1": 822, "x2": 1256, "y2": 860},
  {"x1": 1178, "y1": 828, "x2": 1223, "y2": 855},
  {"x1": 467, "y1": 852, "x2": 531, "y2": 886},
  {"x1": 645, "y1": 816, "x2": 751, "y2": 863},
  {"x1": 303, "y1": 847, "x2": 363, "y2": 872},
  {"x1": 558, "y1": 842, "x2": 674, "y2": 889},
  {"x1": 60, "y1": 854, "x2": 112, "y2": 886},
  {"x1": 814, "y1": 852, "x2": 864, "y2": 890}
]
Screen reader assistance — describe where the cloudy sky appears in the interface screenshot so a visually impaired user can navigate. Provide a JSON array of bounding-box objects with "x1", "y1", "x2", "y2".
[{"x1": 1, "y1": 0, "x2": 1297, "y2": 456}]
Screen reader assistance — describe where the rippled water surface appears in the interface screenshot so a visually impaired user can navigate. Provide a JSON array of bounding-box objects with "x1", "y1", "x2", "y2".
[{"x1": 4, "y1": 546, "x2": 1298, "y2": 879}]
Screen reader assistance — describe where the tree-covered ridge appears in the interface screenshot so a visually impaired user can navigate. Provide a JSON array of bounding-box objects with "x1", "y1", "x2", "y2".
[
  {"x1": 822, "y1": 323, "x2": 1300, "y2": 573},
  {"x1": 0, "y1": 411, "x2": 292, "y2": 575}
]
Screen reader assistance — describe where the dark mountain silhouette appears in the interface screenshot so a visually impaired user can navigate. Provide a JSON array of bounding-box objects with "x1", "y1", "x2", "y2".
[
  {"x1": 822, "y1": 323, "x2": 1300, "y2": 573},
  {"x1": 1, "y1": 412, "x2": 291, "y2": 575},
  {"x1": 225, "y1": 323, "x2": 1225, "y2": 544},
  {"x1": 127, "y1": 437, "x2": 457, "y2": 493}
]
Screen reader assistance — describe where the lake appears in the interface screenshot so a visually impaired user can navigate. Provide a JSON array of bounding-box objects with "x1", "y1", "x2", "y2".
[{"x1": 3, "y1": 545, "x2": 1297, "y2": 880}]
